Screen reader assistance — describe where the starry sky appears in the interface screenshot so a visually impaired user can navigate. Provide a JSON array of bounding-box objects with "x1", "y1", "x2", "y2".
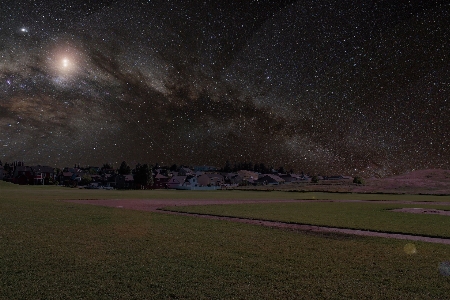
[{"x1": 0, "y1": 0, "x2": 448, "y2": 176}]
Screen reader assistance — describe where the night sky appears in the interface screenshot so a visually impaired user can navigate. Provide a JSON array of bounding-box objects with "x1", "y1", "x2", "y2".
[{"x1": 1, "y1": 0, "x2": 448, "y2": 176}]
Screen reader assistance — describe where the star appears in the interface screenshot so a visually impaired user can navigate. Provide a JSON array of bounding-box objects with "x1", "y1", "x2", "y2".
[
  {"x1": 0, "y1": 1, "x2": 448, "y2": 175},
  {"x1": 62, "y1": 58, "x2": 70, "y2": 68}
]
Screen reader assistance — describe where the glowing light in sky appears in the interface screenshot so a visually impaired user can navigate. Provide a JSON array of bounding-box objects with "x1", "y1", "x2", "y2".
[
  {"x1": 62, "y1": 58, "x2": 70, "y2": 68},
  {"x1": 47, "y1": 44, "x2": 83, "y2": 77}
]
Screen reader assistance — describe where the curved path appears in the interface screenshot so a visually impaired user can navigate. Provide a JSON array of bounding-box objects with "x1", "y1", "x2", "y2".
[{"x1": 66, "y1": 198, "x2": 450, "y2": 245}]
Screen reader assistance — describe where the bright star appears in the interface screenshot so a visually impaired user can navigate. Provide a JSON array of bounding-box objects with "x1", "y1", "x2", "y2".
[{"x1": 62, "y1": 58, "x2": 70, "y2": 68}]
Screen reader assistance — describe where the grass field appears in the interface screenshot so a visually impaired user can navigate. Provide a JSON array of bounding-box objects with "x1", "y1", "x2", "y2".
[
  {"x1": 1, "y1": 182, "x2": 450, "y2": 299},
  {"x1": 165, "y1": 202, "x2": 450, "y2": 238}
]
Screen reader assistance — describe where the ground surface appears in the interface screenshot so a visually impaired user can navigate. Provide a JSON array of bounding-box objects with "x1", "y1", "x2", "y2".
[
  {"x1": 3, "y1": 181, "x2": 450, "y2": 298},
  {"x1": 236, "y1": 169, "x2": 450, "y2": 194},
  {"x1": 67, "y1": 198, "x2": 450, "y2": 245}
]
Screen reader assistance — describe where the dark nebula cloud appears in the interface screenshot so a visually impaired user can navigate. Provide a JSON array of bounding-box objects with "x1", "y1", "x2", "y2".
[{"x1": 0, "y1": 0, "x2": 448, "y2": 176}]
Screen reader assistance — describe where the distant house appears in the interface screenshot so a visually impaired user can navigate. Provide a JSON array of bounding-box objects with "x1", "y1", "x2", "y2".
[
  {"x1": 195, "y1": 171, "x2": 205, "y2": 177},
  {"x1": 116, "y1": 174, "x2": 135, "y2": 189},
  {"x1": 166, "y1": 176, "x2": 187, "y2": 189},
  {"x1": 237, "y1": 170, "x2": 259, "y2": 182},
  {"x1": 105, "y1": 174, "x2": 117, "y2": 188},
  {"x1": 153, "y1": 173, "x2": 169, "y2": 189},
  {"x1": 178, "y1": 167, "x2": 194, "y2": 176},
  {"x1": 256, "y1": 174, "x2": 285, "y2": 185},
  {"x1": 280, "y1": 174, "x2": 309, "y2": 183},
  {"x1": 197, "y1": 173, "x2": 224, "y2": 186},
  {"x1": 13, "y1": 166, "x2": 34, "y2": 185},
  {"x1": 184, "y1": 175, "x2": 199, "y2": 187},
  {"x1": 60, "y1": 172, "x2": 74, "y2": 185},
  {"x1": 225, "y1": 173, "x2": 243, "y2": 185},
  {"x1": 30, "y1": 165, "x2": 55, "y2": 185}
]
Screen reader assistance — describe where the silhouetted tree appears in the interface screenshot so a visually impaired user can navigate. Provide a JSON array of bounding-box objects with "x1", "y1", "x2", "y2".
[
  {"x1": 80, "y1": 174, "x2": 92, "y2": 186},
  {"x1": 259, "y1": 163, "x2": 268, "y2": 173},
  {"x1": 223, "y1": 160, "x2": 232, "y2": 172},
  {"x1": 3, "y1": 162, "x2": 11, "y2": 173},
  {"x1": 118, "y1": 161, "x2": 131, "y2": 175},
  {"x1": 135, "y1": 164, "x2": 153, "y2": 187},
  {"x1": 353, "y1": 176, "x2": 364, "y2": 184},
  {"x1": 169, "y1": 164, "x2": 178, "y2": 172}
]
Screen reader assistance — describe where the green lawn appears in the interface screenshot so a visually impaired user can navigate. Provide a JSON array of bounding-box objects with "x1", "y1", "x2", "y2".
[
  {"x1": 1, "y1": 180, "x2": 450, "y2": 201},
  {"x1": 1, "y1": 182, "x2": 450, "y2": 299},
  {"x1": 165, "y1": 202, "x2": 450, "y2": 238}
]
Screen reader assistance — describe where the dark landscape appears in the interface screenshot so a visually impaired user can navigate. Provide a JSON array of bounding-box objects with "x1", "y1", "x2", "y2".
[{"x1": 1, "y1": 0, "x2": 449, "y2": 298}]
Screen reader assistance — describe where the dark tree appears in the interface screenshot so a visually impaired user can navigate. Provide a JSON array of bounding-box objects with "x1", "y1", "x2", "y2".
[
  {"x1": 80, "y1": 174, "x2": 92, "y2": 186},
  {"x1": 118, "y1": 161, "x2": 131, "y2": 175},
  {"x1": 259, "y1": 163, "x2": 267, "y2": 173},
  {"x1": 277, "y1": 166, "x2": 285, "y2": 174},
  {"x1": 223, "y1": 160, "x2": 232, "y2": 172},
  {"x1": 135, "y1": 164, "x2": 153, "y2": 187},
  {"x1": 353, "y1": 176, "x2": 364, "y2": 184},
  {"x1": 169, "y1": 164, "x2": 178, "y2": 171}
]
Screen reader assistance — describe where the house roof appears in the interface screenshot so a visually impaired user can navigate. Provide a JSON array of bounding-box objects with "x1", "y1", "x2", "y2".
[
  {"x1": 124, "y1": 175, "x2": 134, "y2": 181},
  {"x1": 237, "y1": 170, "x2": 259, "y2": 180},
  {"x1": 259, "y1": 174, "x2": 285, "y2": 182},
  {"x1": 201, "y1": 173, "x2": 224, "y2": 180},
  {"x1": 169, "y1": 176, "x2": 186, "y2": 183},
  {"x1": 154, "y1": 173, "x2": 168, "y2": 179},
  {"x1": 31, "y1": 165, "x2": 54, "y2": 173},
  {"x1": 14, "y1": 166, "x2": 32, "y2": 172}
]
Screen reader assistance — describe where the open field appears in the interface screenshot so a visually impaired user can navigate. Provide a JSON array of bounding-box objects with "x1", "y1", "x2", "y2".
[
  {"x1": 1, "y1": 182, "x2": 450, "y2": 299},
  {"x1": 164, "y1": 201, "x2": 450, "y2": 238}
]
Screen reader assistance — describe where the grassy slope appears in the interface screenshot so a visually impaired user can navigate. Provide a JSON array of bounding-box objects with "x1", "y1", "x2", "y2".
[{"x1": 1, "y1": 182, "x2": 450, "y2": 299}]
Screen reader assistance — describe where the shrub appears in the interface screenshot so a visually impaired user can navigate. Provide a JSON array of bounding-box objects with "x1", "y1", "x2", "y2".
[{"x1": 353, "y1": 176, "x2": 364, "y2": 184}]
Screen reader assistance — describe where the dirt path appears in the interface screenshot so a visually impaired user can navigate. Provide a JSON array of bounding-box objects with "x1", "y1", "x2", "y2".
[{"x1": 65, "y1": 199, "x2": 450, "y2": 245}]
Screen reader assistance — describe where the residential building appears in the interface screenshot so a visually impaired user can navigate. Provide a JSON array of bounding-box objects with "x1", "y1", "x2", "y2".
[
  {"x1": 166, "y1": 176, "x2": 187, "y2": 189},
  {"x1": 30, "y1": 165, "x2": 55, "y2": 185},
  {"x1": 197, "y1": 173, "x2": 224, "y2": 186}
]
